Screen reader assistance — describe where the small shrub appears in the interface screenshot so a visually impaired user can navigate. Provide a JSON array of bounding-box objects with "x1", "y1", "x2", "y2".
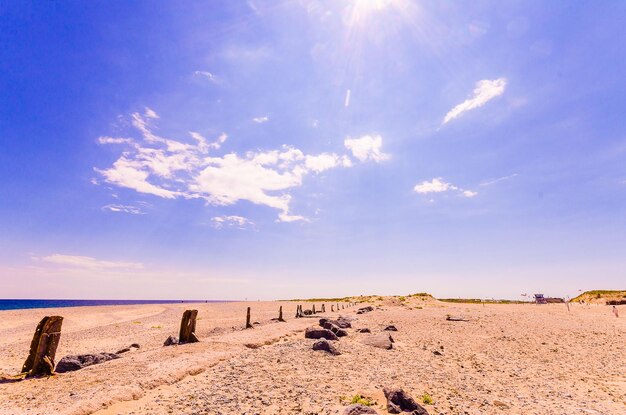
[
  {"x1": 398, "y1": 296, "x2": 406, "y2": 301},
  {"x1": 350, "y1": 395, "x2": 374, "y2": 406},
  {"x1": 422, "y1": 393, "x2": 434, "y2": 405}
]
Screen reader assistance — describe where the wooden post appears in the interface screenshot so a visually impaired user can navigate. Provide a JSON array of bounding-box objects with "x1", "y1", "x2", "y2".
[
  {"x1": 331, "y1": 305, "x2": 334, "y2": 312},
  {"x1": 321, "y1": 304, "x2": 325, "y2": 313},
  {"x1": 246, "y1": 307, "x2": 253, "y2": 329},
  {"x1": 22, "y1": 316, "x2": 63, "y2": 378},
  {"x1": 178, "y1": 310, "x2": 199, "y2": 344},
  {"x1": 278, "y1": 306, "x2": 285, "y2": 322},
  {"x1": 295, "y1": 305, "x2": 300, "y2": 318},
  {"x1": 312, "y1": 304, "x2": 316, "y2": 314}
]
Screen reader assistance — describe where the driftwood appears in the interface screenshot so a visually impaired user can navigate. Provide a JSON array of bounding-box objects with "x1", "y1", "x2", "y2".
[
  {"x1": 22, "y1": 316, "x2": 63, "y2": 378},
  {"x1": 246, "y1": 307, "x2": 253, "y2": 329},
  {"x1": 178, "y1": 310, "x2": 199, "y2": 343}
]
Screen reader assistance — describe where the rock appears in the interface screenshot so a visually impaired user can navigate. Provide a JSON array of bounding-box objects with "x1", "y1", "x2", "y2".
[
  {"x1": 305, "y1": 327, "x2": 338, "y2": 341},
  {"x1": 384, "y1": 325, "x2": 398, "y2": 331},
  {"x1": 433, "y1": 350, "x2": 442, "y2": 356},
  {"x1": 116, "y1": 343, "x2": 141, "y2": 354},
  {"x1": 446, "y1": 316, "x2": 469, "y2": 322},
  {"x1": 312, "y1": 339, "x2": 340, "y2": 355},
  {"x1": 343, "y1": 404, "x2": 379, "y2": 414},
  {"x1": 356, "y1": 306, "x2": 374, "y2": 314},
  {"x1": 357, "y1": 328, "x2": 371, "y2": 333},
  {"x1": 362, "y1": 333, "x2": 393, "y2": 350},
  {"x1": 383, "y1": 388, "x2": 429, "y2": 415},
  {"x1": 303, "y1": 309, "x2": 313, "y2": 316},
  {"x1": 322, "y1": 321, "x2": 348, "y2": 337},
  {"x1": 335, "y1": 316, "x2": 353, "y2": 328},
  {"x1": 319, "y1": 318, "x2": 329, "y2": 327},
  {"x1": 163, "y1": 335, "x2": 179, "y2": 346},
  {"x1": 55, "y1": 353, "x2": 120, "y2": 373}
]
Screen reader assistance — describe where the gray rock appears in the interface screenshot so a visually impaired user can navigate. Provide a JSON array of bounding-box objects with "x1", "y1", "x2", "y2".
[
  {"x1": 356, "y1": 306, "x2": 374, "y2": 314},
  {"x1": 303, "y1": 309, "x2": 313, "y2": 316},
  {"x1": 305, "y1": 327, "x2": 338, "y2": 341},
  {"x1": 335, "y1": 316, "x2": 353, "y2": 328},
  {"x1": 357, "y1": 328, "x2": 371, "y2": 333},
  {"x1": 384, "y1": 325, "x2": 398, "y2": 331},
  {"x1": 383, "y1": 388, "x2": 429, "y2": 415},
  {"x1": 322, "y1": 321, "x2": 348, "y2": 337},
  {"x1": 343, "y1": 404, "x2": 379, "y2": 414},
  {"x1": 163, "y1": 335, "x2": 179, "y2": 346},
  {"x1": 312, "y1": 339, "x2": 341, "y2": 355},
  {"x1": 55, "y1": 353, "x2": 120, "y2": 373},
  {"x1": 362, "y1": 333, "x2": 394, "y2": 350}
]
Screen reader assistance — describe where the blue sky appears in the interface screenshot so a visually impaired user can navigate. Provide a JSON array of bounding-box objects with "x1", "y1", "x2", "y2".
[{"x1": 1, "y1": 0, "x2": 625, "y2": 300}]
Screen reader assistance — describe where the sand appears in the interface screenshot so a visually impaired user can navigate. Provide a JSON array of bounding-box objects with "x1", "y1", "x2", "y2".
[{"x1": 0, "y1": 299, "x2": 624, "y2": 415}]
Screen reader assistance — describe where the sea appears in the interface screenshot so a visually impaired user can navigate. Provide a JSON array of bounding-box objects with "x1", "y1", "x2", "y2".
[{"x1": 0, "y1": 299, "x2": 218, "y2": 311}]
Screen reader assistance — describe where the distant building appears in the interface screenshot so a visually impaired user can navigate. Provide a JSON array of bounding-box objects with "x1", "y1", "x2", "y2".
[{"x1": 534, "y1": 294, "x2": 547, "y2": 304}]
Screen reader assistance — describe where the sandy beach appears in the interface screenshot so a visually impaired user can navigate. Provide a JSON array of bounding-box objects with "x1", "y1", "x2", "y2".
[{"x1": 0, "y1": 298, "x2": 624, "y2": 415}]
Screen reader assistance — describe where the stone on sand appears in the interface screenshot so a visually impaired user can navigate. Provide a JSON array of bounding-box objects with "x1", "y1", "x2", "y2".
[
  {"x1": 163, "y1": 335, "x2": 179, "y2": 346},
  {"x1": 343, "y1": 404, "x2": 379, "y2": 414},
  {"x1": 55, "y1": 353, "x2": 120, "y2": 373},
  {"x1": 383, "y1": 388, "x2": 429, "y2": 415},
  {"x1": 384, "y1": 325, "x2": 398, "y2": 331},
  {"x1": 305, "y1": 327, "x2": 339, "y2": 341},
  {"x1": 312, "y1": 339, "x2": 341, "y2": 355}
]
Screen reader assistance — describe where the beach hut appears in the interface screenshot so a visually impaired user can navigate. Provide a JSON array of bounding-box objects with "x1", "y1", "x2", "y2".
[{"x1": 534, "y1": 294, "x2": 547, "y2": 304}]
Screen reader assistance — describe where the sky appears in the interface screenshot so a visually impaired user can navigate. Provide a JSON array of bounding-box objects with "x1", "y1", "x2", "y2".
[{"x1": 1, "y1": 0, "x2": 625, "y2": 300}]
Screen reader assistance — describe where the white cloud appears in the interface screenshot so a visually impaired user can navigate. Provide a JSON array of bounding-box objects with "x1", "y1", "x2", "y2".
[
  {"x1": 96, "y1": 111, "x2": 383, "y2": 221},
  {"x1": 98, "y1": 136, "x2": 133, "y2": 145},
  {"x1": 102, "y1": 204, "x2": 146, "y2": 215},
  {"x1": 253, "y1": 116, "x2": 269, "y2": 123},
  {"x1": 211, "y1": 215, "x2": 254, "y2": 230},
  {"x1": 414, "y1": 177, "x2": 457, "y2": 194},
  {"x1": 37, "y1": 254, "x2": 144, "y2": 270},
  {"x1": 344, "y1": 134, "x2": 389, "y2": 162},
  {"x1": 144, "y1": 107, "x2": 159, "y2": 119},
  {"x1": 443, "y1": 78, "x2": 506, "y2": 124},
  {"x1": 194, "y1": 71, "x2": 217, "y2": 82},
  {"x1": 305, "y1": 153, "x2": 352, "y2": 173},
  {"x1": 480, "y1": 173, "x2": 519, "y2": 187},
  {"x1": 413, "y1": 177, "x2": 477, "y2": 198}
]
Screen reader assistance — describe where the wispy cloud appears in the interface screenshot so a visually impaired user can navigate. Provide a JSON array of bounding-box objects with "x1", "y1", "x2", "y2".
[
  {"x1": 96, "y1": 110, "x2": 385, "y2": 221},
  {"x1": 211, "y1": 215, "x2": 254, "y2": 230},
  {"x1": 344, "y1": 134, "x2": 389, "y2": 163},
  {"x1": 194, "y1": 70, "x2": 218, "y2": 83},
  {"x1": 35, "y1": 254, "x2": 144, "y2": 270},
  {"x1": 252, "y1": 116, "x2": 269, "y2": 123},
  {"x1": 413, "y1": 177, "x2": 477, "y2": 198},
  {"x1": 480, "y1": 173, "x2": 519, "y2": 187},
  {"x1": 102, "y1": 204, "x2": 146, "y2": 215},
  {"x1": 443, "y1": 78, "x2": 506, "y2": 124}
]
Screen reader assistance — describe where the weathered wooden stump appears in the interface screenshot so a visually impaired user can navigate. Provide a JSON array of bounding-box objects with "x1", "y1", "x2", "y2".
[
  {"x1": 22, "y1": 316, "x2": 63, "y2": 378},
  {"x1": 278, "y1": 306, "x2": 285, "y2": 322},
  {"x1": 312, "y1": 304, "x2": 316, "y2": 314},
  {"x1": 331, "y1": 305, "x2": 334, "y2": 312},
  {"x1": 295, "y1": 305, "x2": 300, "y2": 318},
  {"x1": 246, "y1": 307, "x2": 253, "y2": 329},
  {"x1": 179, "y1": 310, "x2": 199, "y2": 344},
  {"x1": 321, "y1": 304, "x2": 326, "y2": 313}
]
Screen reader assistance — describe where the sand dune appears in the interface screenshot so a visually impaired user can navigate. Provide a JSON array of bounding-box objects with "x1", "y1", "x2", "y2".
[{"x1": 1, "y1": 299, "x2": 624, "y2": 415}]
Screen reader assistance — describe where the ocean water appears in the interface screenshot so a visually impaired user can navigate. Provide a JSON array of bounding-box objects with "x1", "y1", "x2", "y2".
[{"x1": 0, "y1": 299, "x2": 216, "y2": 311}]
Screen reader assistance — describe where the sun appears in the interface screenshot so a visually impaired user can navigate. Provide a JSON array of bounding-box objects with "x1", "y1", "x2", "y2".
[{"x1": 352, "y1": 0, "x2": 395, "y2": 13}]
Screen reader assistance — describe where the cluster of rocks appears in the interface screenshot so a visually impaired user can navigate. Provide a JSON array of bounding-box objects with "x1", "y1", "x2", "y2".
[
  {"x1": 341, "y1": 388, "x2": 429, "y2": 415},
  {"x1": 55, "y1": 343, "x2": 141, "y2": 373}
]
